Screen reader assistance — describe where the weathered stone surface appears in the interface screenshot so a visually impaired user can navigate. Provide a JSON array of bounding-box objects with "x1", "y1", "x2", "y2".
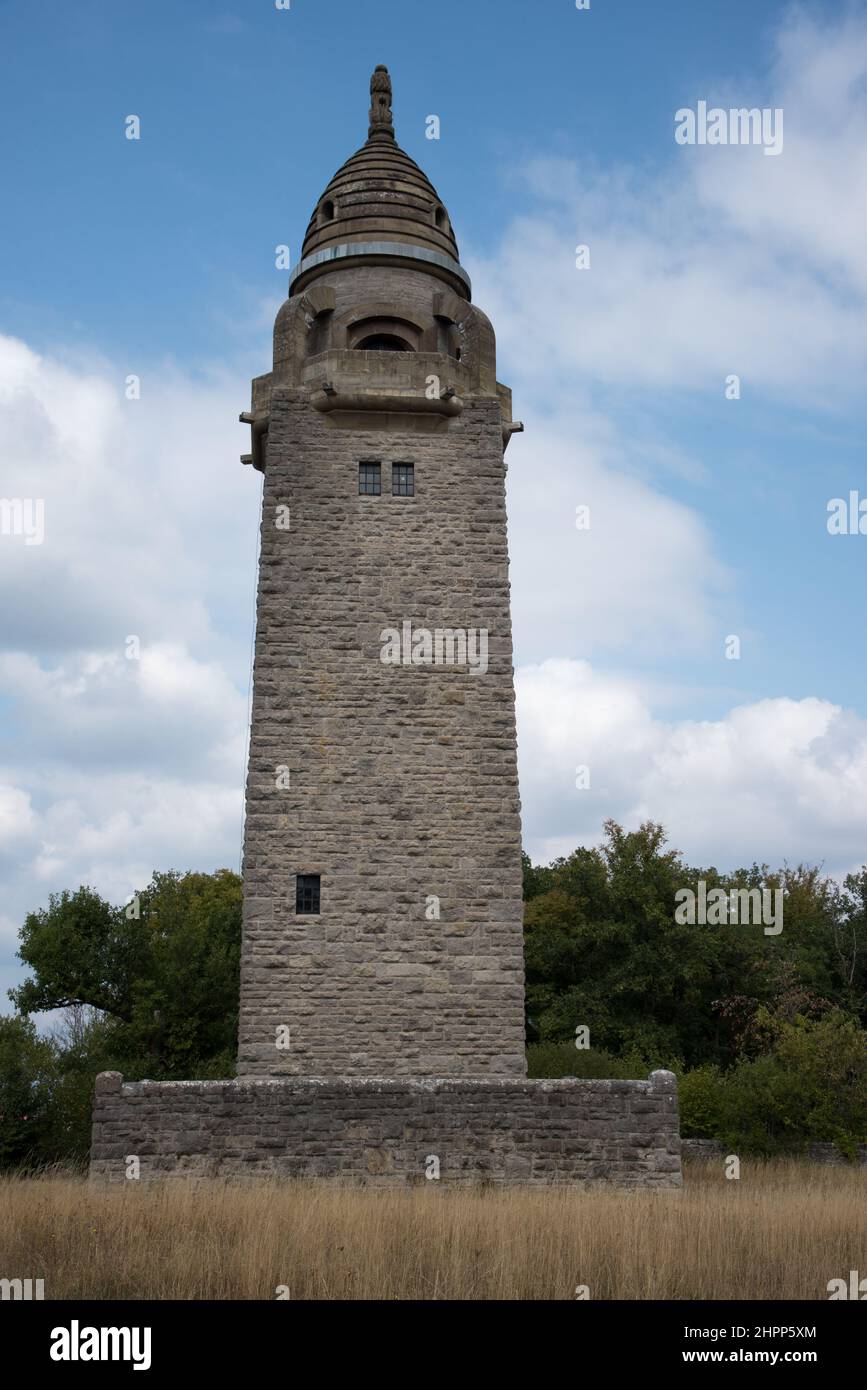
[
  {"x1": 239, "y1": 199, "x2": 524, "y2": 1079},
  {"x1": 90, "y1": 1071, "x2": 681, "y2": 1188},
  {"x1": 682, "y1": 1137, "x2": 867, "y2": 1166}
]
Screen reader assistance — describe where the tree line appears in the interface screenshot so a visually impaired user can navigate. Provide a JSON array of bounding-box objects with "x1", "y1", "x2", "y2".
[{"x1": 1, "y1": 821, "x2": 865, "y2": 1167}]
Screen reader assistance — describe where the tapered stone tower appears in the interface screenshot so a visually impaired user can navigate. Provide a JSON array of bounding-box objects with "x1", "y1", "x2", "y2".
[
  {"x1": 237, "y1": 67, "x2": 527, "y2": 1078},
  {"x1": 90, "y1": 70, "x2": 681, "y2": 1184}
]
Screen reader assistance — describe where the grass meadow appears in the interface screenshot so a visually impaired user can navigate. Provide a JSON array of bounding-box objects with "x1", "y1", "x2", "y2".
[{"x1": 1, "y1": 1160, "x2": 863, "y2": 1300}]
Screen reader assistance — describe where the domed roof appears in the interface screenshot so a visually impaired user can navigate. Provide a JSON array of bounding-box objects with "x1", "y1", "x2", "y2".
[{"x1": 289, "y1": 67, "x2": 471, "y2": 300}]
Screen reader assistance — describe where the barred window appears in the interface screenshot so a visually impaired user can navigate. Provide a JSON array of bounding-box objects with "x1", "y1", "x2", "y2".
[
  {"x1": 295, "y1": 874, "x2": 321, "y2": 915},
  {"x1": 359, "y1": 462, "x2": 381, "y2": 495},
  {"x1": 392, "y1": 463, "x2": 414, "y2": 496}
]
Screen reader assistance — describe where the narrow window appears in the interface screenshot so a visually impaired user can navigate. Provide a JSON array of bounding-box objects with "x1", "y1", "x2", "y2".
[
  {"x1": 358, "y1": 462, "x2": 381, "y2": 495},
  {"x1": 392, "y1": 463, "x2": 414, "y2": 497},
  {"x1": 296, "y1": 874, "x2": 321, "y2": 915}
]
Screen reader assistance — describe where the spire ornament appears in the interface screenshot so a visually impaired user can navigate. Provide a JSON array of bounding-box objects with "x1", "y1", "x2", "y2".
[{"x1": 368, "y1": 64, "x2": 394, "y2": 140}]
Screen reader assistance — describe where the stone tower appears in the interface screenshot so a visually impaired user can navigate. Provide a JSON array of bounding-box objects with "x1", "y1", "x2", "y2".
[
  {"x1": 237, "y1": 65, "x2": 526, "y2": 1080},
  {"x1": 89, "y1": 68, "x2": 681, "y2": 1188}
]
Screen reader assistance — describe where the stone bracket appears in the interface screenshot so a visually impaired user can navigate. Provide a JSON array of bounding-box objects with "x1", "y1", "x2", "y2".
[
  {"x1": 239, "y1": 411, "x2": 270, "y2": 471},
  {"x1": 310, "y1": 388, "x2": 463, "y2": 418}
]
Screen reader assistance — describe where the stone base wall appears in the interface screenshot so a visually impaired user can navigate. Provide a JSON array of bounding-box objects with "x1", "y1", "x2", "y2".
[
  {"x1": 89, "y1": 1069, "x2": 681, "y2": 1188},
  {"x1": 682, "y1": 1138, "x2": 867, "y2": 1166}
]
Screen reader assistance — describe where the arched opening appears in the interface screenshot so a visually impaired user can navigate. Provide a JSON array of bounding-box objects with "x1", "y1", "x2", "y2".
[
  {"x1": 434, "y1": 205, "x2": 448, "y2": 232},
  {"x1": 320, "y1": 199, "x2": 335, "y2": 223},
  {"x1": 356, "y1": 333, "x2": 414, "y2": 352},
  {"x1": 348, "y1": 315, "x2": 422, "y2": 353}
]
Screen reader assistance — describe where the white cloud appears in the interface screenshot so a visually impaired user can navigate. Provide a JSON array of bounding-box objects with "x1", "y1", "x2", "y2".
[
  {"x1": 0, "y1": 643, "x2": 248, "y2": 947},
  {"x1": 470, "y1": 11, "x2": 867, "y2": 405},
  {"x1": 0, "y1": 334, "x2": 257, "y2": 1001},
  {"x1": 0, "y1": 646, "x2": 246, "y2": 776},
  {"x1": 0, "y1": 332, "x2": 259, "y2": 663},
  {"x1": 505, "y1": 411, "x2": 730, "y2": 664},
  {"x1": 25, "y1": 777, "x2": 244, "y2": 898},
  {"x1": 517, "y1": 659, "x2": 867, "y2": 877},
  {"x1": 696, "y1": 11, "x2": 867, "y2": 295},
  {"x1": 0, "y1": 785, "x2": 36, "y2": 848}
]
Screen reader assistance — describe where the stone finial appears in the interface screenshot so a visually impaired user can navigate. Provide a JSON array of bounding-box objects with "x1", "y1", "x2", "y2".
[
  {"x1": 650, "y1": 1069, "x2": 678, "y2": 1093},
  {"x1": 95, "y1": 1070, "x2": 123, "y2": 1094},
  {"x1": 368, "y1": 64, "x2": 394, "y2": 140}
]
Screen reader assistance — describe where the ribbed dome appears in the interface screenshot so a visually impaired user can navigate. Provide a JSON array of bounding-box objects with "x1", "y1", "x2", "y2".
[
  {"x1": 301, "y1": 138, "x2": 459, "y2": 264},
  {"x1": 289, "y1": 66, "x2": 470, "y2": 300}
]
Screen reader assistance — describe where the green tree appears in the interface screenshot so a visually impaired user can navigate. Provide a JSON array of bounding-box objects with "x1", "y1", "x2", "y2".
[
  {"x1": 524, "y1": 821, "x2": 733, "y2": 1065},
  {"x1": 0, "y1": 1015, "x2": 55, "y2": 1168},
  {"x1": 11, "y1": 869, "x2": 241, "y2": 1078},
  {"x1": 524, "y1": 823, "x2": 867, "y2": 1069},
  {"x1": 714, "y1": 1011, "x2": 867, "y2": 1155},
  {"x1": 834, "y1": 866, "x2": 867, "y2": 1018}
]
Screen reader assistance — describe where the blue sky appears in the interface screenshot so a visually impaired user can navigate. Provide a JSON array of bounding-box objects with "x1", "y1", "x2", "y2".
[
  {"x1": 0, "y1": 0, "x2": 793, "y2": 357},
  {"x1": 2, "y1": 0, "x2": 867, "y2": 1009}
]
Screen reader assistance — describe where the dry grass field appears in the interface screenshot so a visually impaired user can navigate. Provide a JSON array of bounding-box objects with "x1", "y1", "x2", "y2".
[{"x1": 1, "y1": 1160, "x2": 864, "y2": 1300}]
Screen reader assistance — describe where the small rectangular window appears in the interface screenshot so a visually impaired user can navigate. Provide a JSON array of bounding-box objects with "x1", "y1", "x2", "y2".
[
  {"x1": 392, "y1": 463, "x2": 414, "y2": 496},
  {"x1": 295, "y1": 874, "x2": 321, "y2": 915},
  {"x1": 358, "y1": 462, "x2": 381, "y2": 495}
]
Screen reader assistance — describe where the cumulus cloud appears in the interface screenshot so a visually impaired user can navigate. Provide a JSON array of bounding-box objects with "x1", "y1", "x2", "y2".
[
  {"x1": 505, "y1": 410, "x2": 731, "y2": 665},
  {"x1": 0, "y1": 333, "x2": 258, "y2": 1002},
  {"x1": 517, "y1": 659, "x2": 867, "y2": 878},
  {"x1": 0, "y1": 646, "x2": 246, "y2": 776},
  {"x1": 695, "y1": 10, "x2": 867, "y2": 296},
  {"x1": 0, "y1": 784, "x2": 36, "y2": 848},
  {"x1": 0, "y1": 332, "x2": 259, "y2": 663},
  {"x1": 469, "y1": 10, "x2": 867, "y2": 405}
]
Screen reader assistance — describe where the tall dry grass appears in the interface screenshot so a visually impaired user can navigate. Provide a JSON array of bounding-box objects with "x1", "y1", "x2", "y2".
[{"x1": 0, "y1": 1161, "x2": 863, "y2": 1300}]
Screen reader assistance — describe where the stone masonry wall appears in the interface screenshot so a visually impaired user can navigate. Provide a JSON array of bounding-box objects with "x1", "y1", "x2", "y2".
[
  {"x1": 238, "y1": 376, "x2": 527, "y2": 1078},
  {"x1": 681, "y1": 1138, "x2": 867, "y2": 1166},
  {"x1": 89, "y1": 1070, "x2": 682, "y2": 1188}
]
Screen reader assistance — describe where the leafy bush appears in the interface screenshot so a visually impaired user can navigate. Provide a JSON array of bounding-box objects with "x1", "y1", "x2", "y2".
[
  {"x1": 714, "y1": 1011, "x2": 867, "y2": 1156},
  {"x1": 527, "y1": 1042, "x2": 655, "y2": 1079},
  {"x1": 533, "y1": 1012, "x2": 867, "y2": 1158},
  {"x1": 678, "y1": 1065, "x2": 727, "y2": 1139}
]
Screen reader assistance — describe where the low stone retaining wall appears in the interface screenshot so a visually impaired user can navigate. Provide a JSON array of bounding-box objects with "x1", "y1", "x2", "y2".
[
  {"x1": 89, "y1": 1069, "x2": 681, "y2": 1188},
  {"x1": 682, "y1": 1138, "x2": 867, "y2": 1165}
]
